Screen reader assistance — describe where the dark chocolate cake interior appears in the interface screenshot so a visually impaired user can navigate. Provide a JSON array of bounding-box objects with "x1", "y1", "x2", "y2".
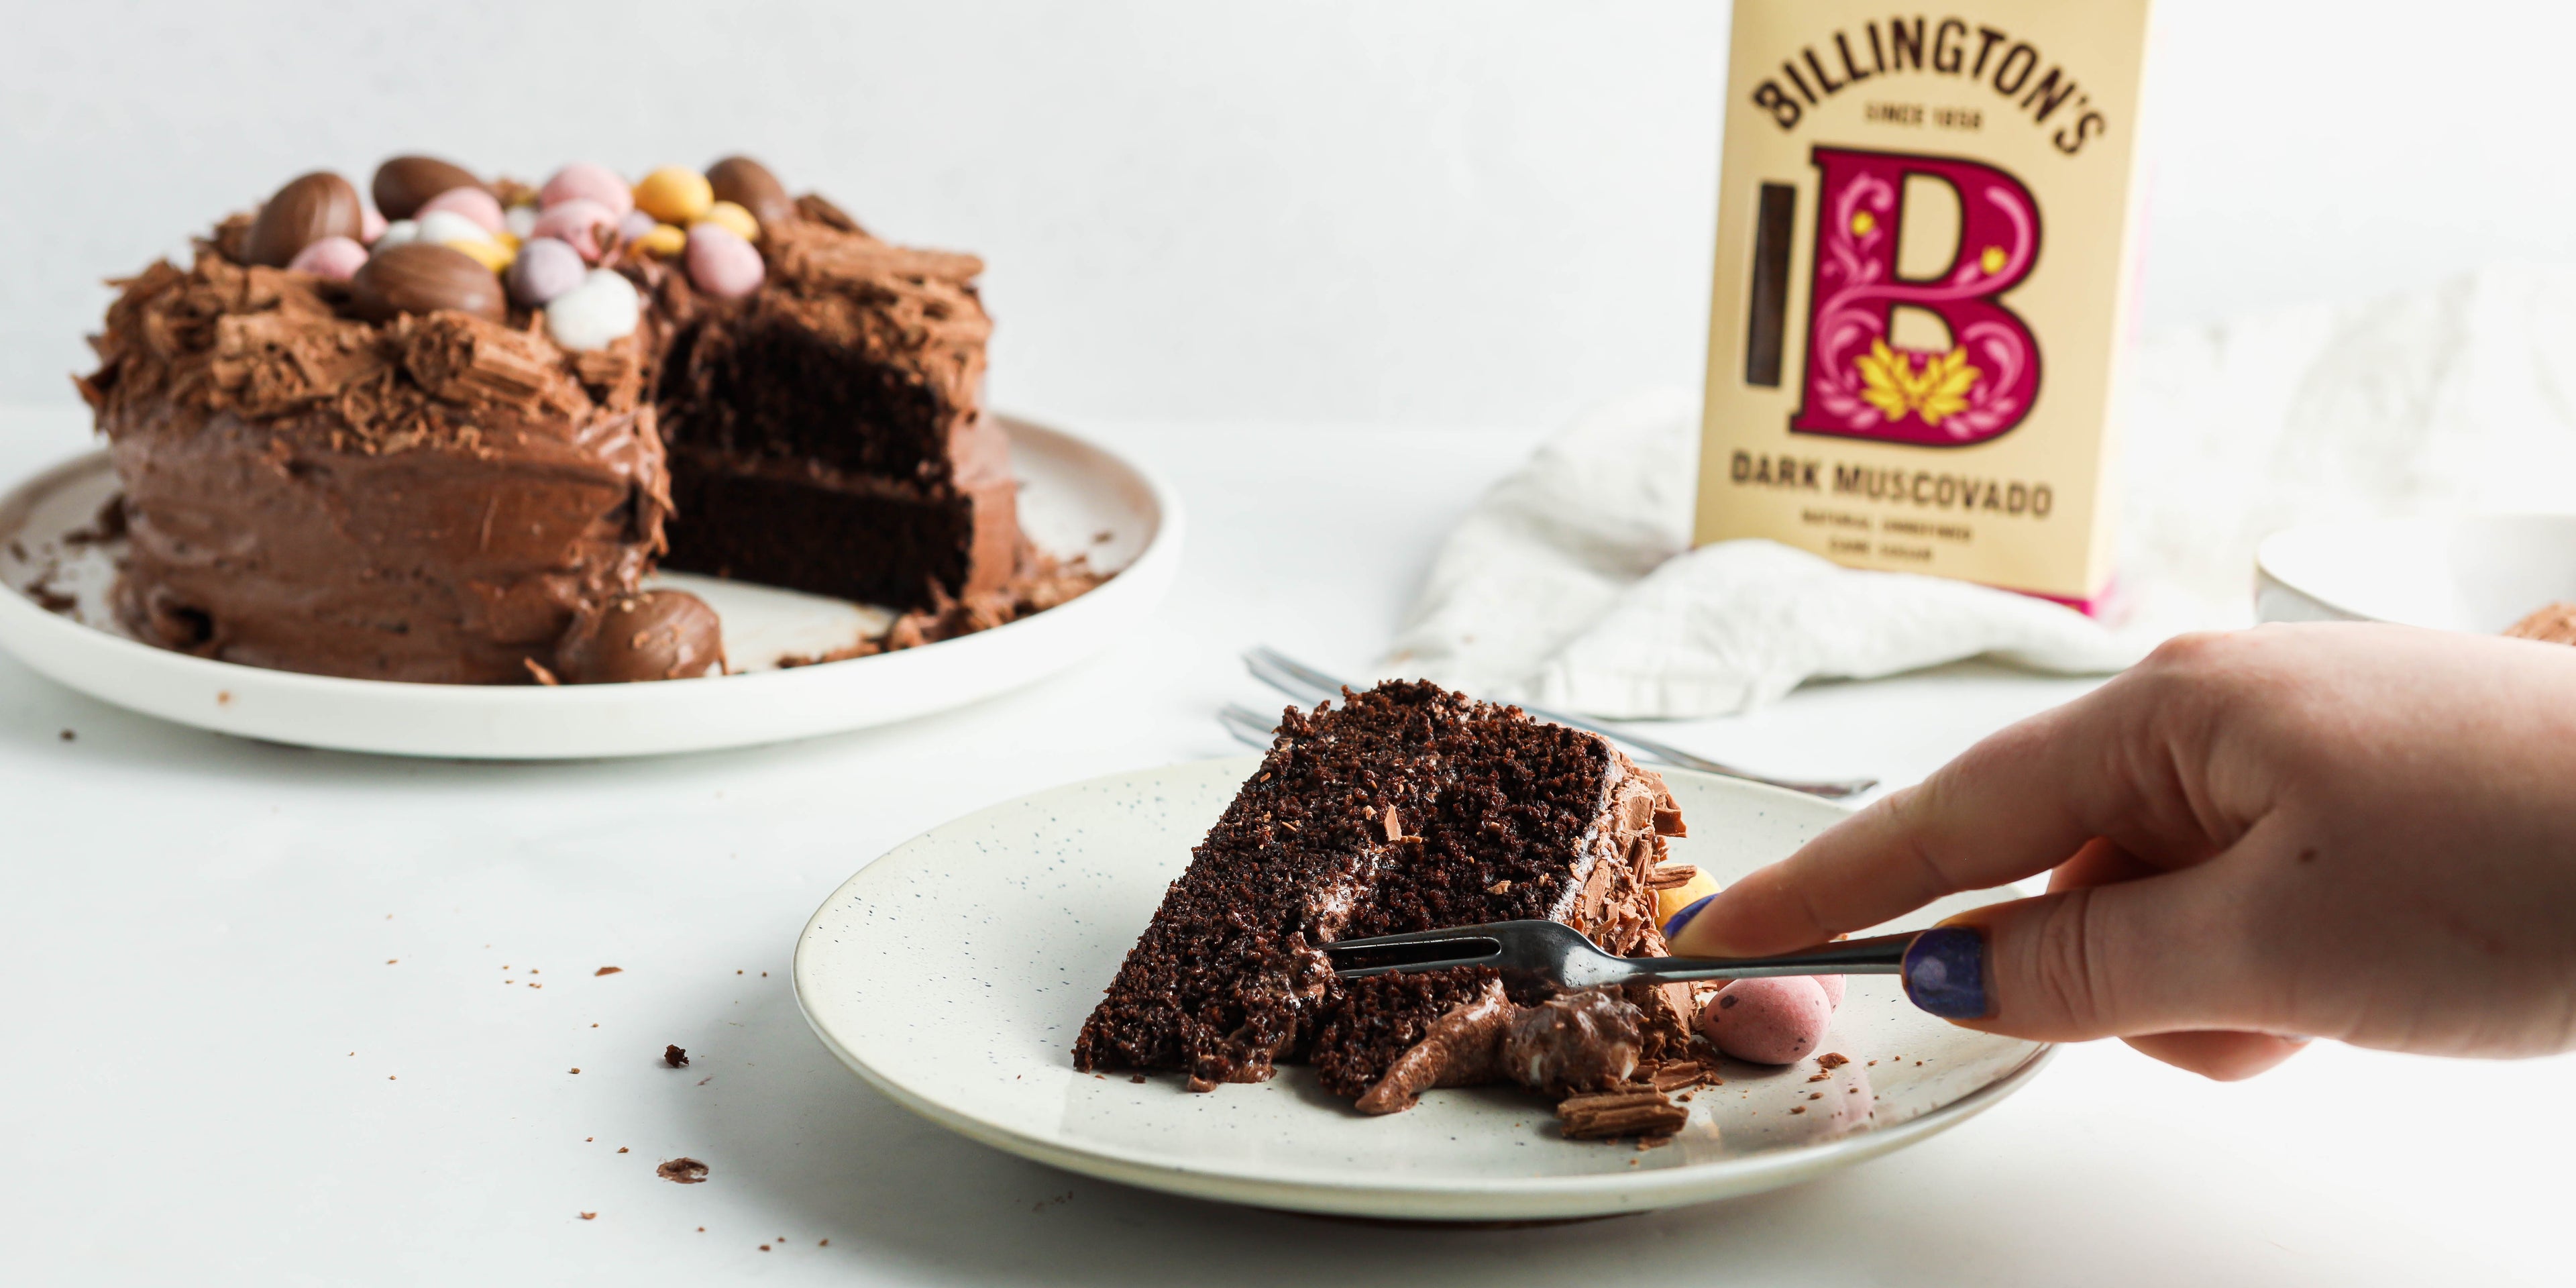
[{"x1": 1072, "y1": 680, "x2": 1693, "y2": 1108}]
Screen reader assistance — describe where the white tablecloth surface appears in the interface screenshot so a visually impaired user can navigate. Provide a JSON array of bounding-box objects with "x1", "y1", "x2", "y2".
[{"x1": 1, "y1": 405, "x2": 2564, "y2": 1286}]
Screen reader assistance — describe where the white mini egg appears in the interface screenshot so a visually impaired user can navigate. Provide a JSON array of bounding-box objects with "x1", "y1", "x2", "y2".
[
  {"x1": 543, "y1": 269, "x2": 641, "y2": 352},
  {"x1": 416, "y1": 210, "x2": 492, "y2": 248},
  {"x1": 504, "y1": 204, "x2": 539, "y2": 239},
  {"x1": 375, "y1": 219, "x2": 421, "y2": 248}
]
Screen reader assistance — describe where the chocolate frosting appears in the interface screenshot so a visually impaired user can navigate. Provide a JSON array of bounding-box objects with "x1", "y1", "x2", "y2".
[{"x1": 1354, "y1": 981, "x2": 1647, "y2": 1114}]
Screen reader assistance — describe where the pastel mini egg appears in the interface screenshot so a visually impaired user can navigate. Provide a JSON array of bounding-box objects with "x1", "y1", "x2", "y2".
[
  {"x1": 285, "y1": 235, "x2": 369, "y2": 282},
  {"x1": 632, "y1": 165, "x2": 713, "y2": 225},
  {"x1": 630, "y1": 223, "x2": 686, "y2": 258},
  {"x1": 684, "y1": 223, "x2": 764, "y2": 299},
  {"x1": 1653, "y1": 867, "x2": 1721, "y2": 931},
  {"x1": 416, "y1": 209, "x2": 493, "y2": 248},
  {"x1": 375, "y1": 219, "x2": 420, "y2": 248},
  {"x1": 361, "y1": 204, "x2": 388, "y2": 244},
  {"x1": 531, "y1": 199, "x2": 619, "y2": 262},
  {"x1": 540, "y1": 162, "x2": 634, "y2": 218},
  {"x1": 616, "y1": 209, "x2": 656, "y2": 242},
  {"x1": 694, "y1": 199, "x2": 759, "y2": 243},
  {"x1": 1816, "y1": 974, "x2": 1846, "y2": 1008},
  {"x1": 1698, "y1": 976, "x2": 1834, "y2": 1065},
  {"x1": 503, "y1": 204, "x2": 539, "y2": 239},
  {"x1": 447, "y1": 236, "x2": 515, "y2": 273},
  {"x1": 417, "y1": 186, "x2": 506, "y2": 235},
  {"x1": 544, "y1": 268, "x2": 641, "y2": 351},
  {"x1": 507, "y1": 237, "x2": 587, "y2": 307}
]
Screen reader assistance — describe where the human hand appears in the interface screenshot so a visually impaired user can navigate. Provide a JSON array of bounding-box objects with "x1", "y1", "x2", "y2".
[{"x1": 1664, "y1": 623, "x2": 2576, "y2": 1079}]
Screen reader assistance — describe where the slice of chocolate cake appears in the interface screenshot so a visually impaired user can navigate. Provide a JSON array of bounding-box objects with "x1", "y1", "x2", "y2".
[{"x1": 1071, "y1": 680, "x2": 1698, "y2": 1112}]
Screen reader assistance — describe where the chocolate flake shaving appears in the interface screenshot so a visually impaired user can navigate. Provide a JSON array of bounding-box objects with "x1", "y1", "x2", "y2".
[
  {"x1": 663, "y1": 1044, "x2": 689, "y2": 1067},
  {"x1": 1644, "y1": 864, "x2": 1699, "y2": 890},
  {"x1": 656, "y1": 1157, "x2": 709, "y2": 1184},
  {"x1": 1556, "y1": 1086, "x2": 1689, "y2": 1141}
]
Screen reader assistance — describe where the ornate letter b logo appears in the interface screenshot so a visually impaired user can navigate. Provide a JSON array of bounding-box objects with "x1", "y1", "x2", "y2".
[{"x1": 1792, "y1": 148, "x2": 2041, "y2": 447}]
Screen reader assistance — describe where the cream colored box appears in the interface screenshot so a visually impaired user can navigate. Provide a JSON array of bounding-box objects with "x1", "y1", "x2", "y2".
[{"x1": 1693, "y1": 2, "x2": 2151, "y2": 608}]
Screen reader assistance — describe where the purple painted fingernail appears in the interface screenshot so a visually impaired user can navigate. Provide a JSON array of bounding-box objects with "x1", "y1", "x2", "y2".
[
  {"x1": 1662, "y1": 894, "x2": 1715, "y2": 938},
  {"x1": 1902, "y1": 926, "x2": 1989, "y2": 1020}
]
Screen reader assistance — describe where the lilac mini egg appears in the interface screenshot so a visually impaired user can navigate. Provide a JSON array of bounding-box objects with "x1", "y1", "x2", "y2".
[
  {"x1": 617, "y1": 209, "x2": 657, "y2": 242},
  {"x1": 531, "y1": 199, "x2": 618, "y2": 262},
  {"x1": 540, "y1": 163, "x2": 634, "y2": 219},
  {"x1": 360, "y1": 204, "x2": 388, "y2": 244},
  {"x1": 508, "y1": 237, "x2": 588, "y2": 308},
  {"x1": 1698, "y1": 976, "x2": 1835, "y2": 1065},
  {"x1": 684, "y1": 223, "x2": 764, "y2": 299},
  {"x1": 286, "y1": 235, "x2": 368, "y2": 282},
  {"x1": 417, "y1": 186, "x2": 506, "y2": 235}
]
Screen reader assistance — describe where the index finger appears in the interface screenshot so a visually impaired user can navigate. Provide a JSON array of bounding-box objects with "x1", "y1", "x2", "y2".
[{"x1": 1667, "y1": 675, "x2": 2194, "y2": 957}]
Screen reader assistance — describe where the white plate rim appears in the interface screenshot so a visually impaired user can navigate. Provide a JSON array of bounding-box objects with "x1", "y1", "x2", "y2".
[
  {"x1": 792, "y1": 757, "x2": 2053, "y2": 1221},
  {"x1": 0, "y1": 413, "x2": 1181, "y2": 758}
]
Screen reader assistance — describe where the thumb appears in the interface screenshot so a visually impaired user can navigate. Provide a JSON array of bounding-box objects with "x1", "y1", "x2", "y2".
[{"x1": 1899, "y1": 861, "x2": 2269, "y2": 1044}]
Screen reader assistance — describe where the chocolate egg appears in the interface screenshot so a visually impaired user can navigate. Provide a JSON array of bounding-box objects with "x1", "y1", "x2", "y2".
[
  {"x1": 347, "y1": 241, "x2": 507, "y2": 323},
  {"x1": 244, "y1": 172, "x2": 364, "y2": 268},
  {"x1": 706, "y1": 156, "x2": 794, "y2": 231},
  {"x1": 551, "y1": 590, "x2": 726, "y2": 683},
  {"x1": 371, "y1": 155, "x2": 484, "y2": 221}
]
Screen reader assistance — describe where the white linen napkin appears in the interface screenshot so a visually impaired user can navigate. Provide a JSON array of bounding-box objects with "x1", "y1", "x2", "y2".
[{"x1": 1383, "y1": 262, "x2": 2576, "y2": 718}]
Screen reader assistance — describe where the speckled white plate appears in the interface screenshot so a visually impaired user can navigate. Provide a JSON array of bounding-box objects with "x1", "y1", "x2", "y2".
[
  {"x1": 0, "y1": 415, "x2": 1179, "y2": 758},
  {"x1": 794, "y1": 757, "x2": 2050, "y2": 1222}
]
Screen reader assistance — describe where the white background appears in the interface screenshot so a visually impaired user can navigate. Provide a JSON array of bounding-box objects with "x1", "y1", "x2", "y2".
[{"x1": 7, "y1": 0, "x2": 2575, "y2": 429}]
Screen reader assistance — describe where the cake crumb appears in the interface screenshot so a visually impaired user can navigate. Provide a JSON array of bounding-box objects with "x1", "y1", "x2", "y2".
[
  {"x1": 594, "y1": 966, "x2": 622, "y2": 976},
  {"x1": 579, "y1": 1212, "x2": 596, "y2": 1220},
  {"x1": 618, "y1": 1147, "x2": 629, "y2": 1153},
  {"x1": 569, "y1": 1067, "x2": 580, "y2": 1074},
  {"x1": 58, "y1": 729, "x2": 74, "y2": 742},
  {"x1": 1817, "y1": 1052, "x2": 1849, "y2": 1069},
  {"x1": 1128, "y1": 1074, "x2": 1145, "y2": 1084},
  {"x1": 1790, "y1": 1106, "x2": 1807, "y2": 1114},
  {"x1": 665, "y1": 1044, "x2": 690, "y2": 1068},
  {"x1": 657, "y1": 1157, "x2": 710, "y2": 1184}
]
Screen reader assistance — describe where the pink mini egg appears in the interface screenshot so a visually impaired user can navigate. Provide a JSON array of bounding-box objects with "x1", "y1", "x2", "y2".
[
  {"x1": 1699, "y1": 976, "x2": 1834, "y2": 1065},
  {"x1": 1816, "y1": 974, "x2": 1845, "y2": 1008},
  {"x1": 531, "y1": 199, "x2": 618, "y2": 262},
  {"x1": 285, "y1": 235, "x2": 368, "y2": 281},
  {"x1": 508, "y1": 237, "x2": 588, "y2": 307},
  {"x1": 684, "y1": 223, "x2": 765, "y2": 299},
  {"x1": 617, "y1": 209, "x2": 656, "y2": 242},
  {"x1": 417, "y1": 186, "x2": 506, "y2": 235},
  {"x1": 541, "y1": 162, "x2": 634, "y2": 219},
  {"x1": 360, "y1": 203, "x2": 388, "y2": 244}
]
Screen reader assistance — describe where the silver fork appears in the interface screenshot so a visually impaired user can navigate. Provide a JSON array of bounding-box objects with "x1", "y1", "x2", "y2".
[
  {"x1": 1322, "y1": 920, "x2": 1911, "y2": 991},
  {"x1": 1239, "y1": 645, "x2": 1877, "y2": 800}
]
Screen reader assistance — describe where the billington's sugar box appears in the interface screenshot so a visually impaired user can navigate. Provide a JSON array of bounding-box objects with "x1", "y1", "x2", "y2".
[{"x1": 1693, "y1": 2, "x2": 2153, "y2": 610}]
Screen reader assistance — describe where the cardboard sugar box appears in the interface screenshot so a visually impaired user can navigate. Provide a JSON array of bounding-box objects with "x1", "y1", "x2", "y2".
[{"x1": 1693, "y1": 2, "x2": 2153, "y2": 610}]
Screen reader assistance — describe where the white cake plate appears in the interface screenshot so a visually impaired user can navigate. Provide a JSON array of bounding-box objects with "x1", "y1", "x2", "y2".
[
  {"x1": 0, "y1": 415, "x2": 1179, "y2": 759},
  {"x1": 794, "y1": 758, "x2": 2051, "y2": 1222}
]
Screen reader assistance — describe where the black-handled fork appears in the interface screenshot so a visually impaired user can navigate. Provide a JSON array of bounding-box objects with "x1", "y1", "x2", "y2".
[{"x1": 1322, "y1": 920, "x2": 1911, "y2": 993}]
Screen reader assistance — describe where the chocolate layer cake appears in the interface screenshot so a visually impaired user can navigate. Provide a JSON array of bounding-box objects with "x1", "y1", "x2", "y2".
[
  {"x1": 1072, "y1": 680, "x2": 1699, "y2": 1113},
  {"x1": 75, "y1": 156, "x2": 1087, "y2": 684}
]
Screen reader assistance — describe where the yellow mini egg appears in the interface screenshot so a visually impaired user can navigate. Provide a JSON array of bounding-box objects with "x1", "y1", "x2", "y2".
[
  {"x1": 445, "y1": 236, "x2": 515, "y2": 273},
  {"x1": 494, "y1": 230, "x2": 522, "y2": 252},
  {"x1": 631, "y1": 223, "x2": 687, "y2": 258},
  {"x1": 633, "y1": 166, "x2": 714, "y2": 225},
  {"x1": 695, "y1": 200, "x2": 760, "y2": 242},
  {"x1": 1654, "y1": 865, "x2": 1721, "y2": 931}
]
